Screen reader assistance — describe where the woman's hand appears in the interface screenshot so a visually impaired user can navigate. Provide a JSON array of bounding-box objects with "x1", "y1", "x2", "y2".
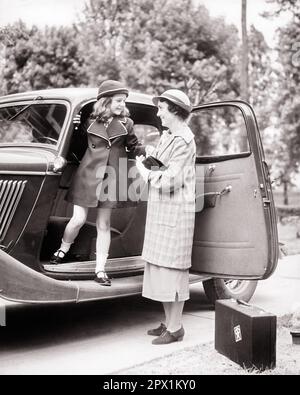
[{"x1": 136, "y1": 155, "x2": 151, "y2": 181}]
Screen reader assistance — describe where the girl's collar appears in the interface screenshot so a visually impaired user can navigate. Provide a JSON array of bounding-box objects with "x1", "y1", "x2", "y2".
[{"x1": 98, "y1": 116, "x2": 127, "y2": 124}]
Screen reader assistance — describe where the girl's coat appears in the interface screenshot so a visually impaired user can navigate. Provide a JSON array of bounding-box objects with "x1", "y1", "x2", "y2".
[{"x1": 67, "y1": 117, "x2": 145, "y2": 207}]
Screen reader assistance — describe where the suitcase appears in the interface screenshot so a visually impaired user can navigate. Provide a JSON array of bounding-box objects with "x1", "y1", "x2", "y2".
[{"x1": 215, "y1": 299, "x2": 277, "y2": 371}]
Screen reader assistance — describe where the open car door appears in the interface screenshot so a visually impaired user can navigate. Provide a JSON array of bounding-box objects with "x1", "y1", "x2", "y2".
[{"x1": 190, "y1": 101, "x2": 278, "y2": 282}]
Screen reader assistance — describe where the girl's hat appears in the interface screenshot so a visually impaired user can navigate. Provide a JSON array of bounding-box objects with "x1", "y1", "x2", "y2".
[
  {"x1": 97, "y1": 80, "x2": 129, "y2": 100},
  {"x1": 153, "y1": 89, "x2": 192, "y2": 113}
]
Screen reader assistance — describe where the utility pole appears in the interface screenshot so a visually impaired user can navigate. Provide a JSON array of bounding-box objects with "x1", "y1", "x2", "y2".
[{"x1": 241, "y1": 0, "x2": 249, "y2": 102}]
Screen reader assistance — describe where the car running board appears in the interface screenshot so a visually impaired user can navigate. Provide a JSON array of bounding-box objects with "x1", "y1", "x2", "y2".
[{"x1": 43, "y1": 256, "x2": 144, "y2": 275}]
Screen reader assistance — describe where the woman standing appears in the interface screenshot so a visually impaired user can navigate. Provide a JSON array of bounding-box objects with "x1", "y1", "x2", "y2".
[
  {"x1": 136, "y1": 89, "x2": 196, "y2": 345},
  {"x1": 51, "y1": 80, "x2": 145, "y2": 286}
]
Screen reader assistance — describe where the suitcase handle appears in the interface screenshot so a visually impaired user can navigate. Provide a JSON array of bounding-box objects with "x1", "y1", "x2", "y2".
[
  {"x1": 236, "y1": 299, "x2": 252, "y2": 307},
  {"x1": 236, "y1": 299, "x2": 269, "y2": 315}
]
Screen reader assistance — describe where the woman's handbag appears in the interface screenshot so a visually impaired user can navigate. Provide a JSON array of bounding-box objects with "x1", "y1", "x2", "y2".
[{"x1": 142, "y1": 156, "x2": 166, "y2": 170}]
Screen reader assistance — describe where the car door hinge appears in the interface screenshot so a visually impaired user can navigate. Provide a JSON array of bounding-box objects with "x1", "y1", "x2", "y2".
[{"x1": 263, "y1": 198, "x2": 271, "y2": 206}]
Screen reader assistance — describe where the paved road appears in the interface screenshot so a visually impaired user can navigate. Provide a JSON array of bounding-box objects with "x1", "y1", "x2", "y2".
[
  {"x1": 0, "y1": 255, "x2": 299, "y2": 375},
  {"x1": 252, "y1": 254, "x2": 300, "y2": 316}
]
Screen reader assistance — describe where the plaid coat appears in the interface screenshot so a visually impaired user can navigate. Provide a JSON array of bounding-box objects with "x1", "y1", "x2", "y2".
[{"x1": 142, "y1": 125, "x2": 196, "y2": 270}]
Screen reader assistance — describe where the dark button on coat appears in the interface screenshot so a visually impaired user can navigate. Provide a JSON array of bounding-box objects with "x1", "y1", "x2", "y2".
[{"x1": 66, "y1": 117, "x2": 145, "y2": 208}]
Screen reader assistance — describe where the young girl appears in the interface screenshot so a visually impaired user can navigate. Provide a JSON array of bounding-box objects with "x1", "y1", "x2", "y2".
[{"x1": 51, "y1": 80, "x2": 145, "y2": 286}]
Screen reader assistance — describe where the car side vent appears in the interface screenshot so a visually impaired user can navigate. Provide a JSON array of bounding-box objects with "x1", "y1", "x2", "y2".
[{"x1": 0, "y1": 180, "x2": 27, "y2": 242}]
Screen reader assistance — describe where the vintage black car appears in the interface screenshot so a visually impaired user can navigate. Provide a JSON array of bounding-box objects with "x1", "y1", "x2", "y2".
[{"x1": 0, "y1": 88, "x2": 278, "y2": 304}]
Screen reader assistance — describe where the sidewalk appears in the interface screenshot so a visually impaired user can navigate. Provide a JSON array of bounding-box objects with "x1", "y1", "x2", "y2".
[{"x1": 252, "y1": 254, "x2": 300, "y2": 316}]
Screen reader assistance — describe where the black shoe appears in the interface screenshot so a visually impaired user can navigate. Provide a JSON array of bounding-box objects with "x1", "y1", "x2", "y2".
[
  {"x1": 152, "y1": 327, "x2": 185, "y2": 345},
  {"x1": 147, "y1": 323, "x2": 166, "y2": 336},
  {"x1": 50, "y1": 250, "x2": 67, "y2": 265},
  {"x1": 94, "y1": 273, "x2": 111, "y2": 286}
]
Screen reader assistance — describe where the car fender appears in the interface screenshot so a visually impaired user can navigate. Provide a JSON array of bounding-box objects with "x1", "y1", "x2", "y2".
[{"x1": 0, "y1": 249, "x2": 78, "y2": 304}]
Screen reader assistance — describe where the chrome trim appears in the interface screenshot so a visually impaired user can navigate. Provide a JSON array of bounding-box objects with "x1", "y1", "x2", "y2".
[
  {"x1": 46, "y1": 172, "x2": 61, "y2": 176},
  {"x1": 13, "y1": 177, "x2": 46, "y2": 248},
  {"x1": 0, "y1": 180, "x2": 27, "y2": 241},
  {"x1": 43, "y1": 256, "x2": 144, "y2": 274},
  {"x1": 0, "y1": 171, "x2": 45, "y2": 176}
]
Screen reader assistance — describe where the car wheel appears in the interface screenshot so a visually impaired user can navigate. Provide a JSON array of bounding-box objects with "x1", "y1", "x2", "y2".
[{"x1": 203, "y1": 278, "x2": 258, "y2": 305}]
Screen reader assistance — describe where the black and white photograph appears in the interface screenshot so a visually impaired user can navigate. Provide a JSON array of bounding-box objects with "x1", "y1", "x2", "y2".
[{"x1": 0, "y1": 0, "x2": 300, "y2": 377}]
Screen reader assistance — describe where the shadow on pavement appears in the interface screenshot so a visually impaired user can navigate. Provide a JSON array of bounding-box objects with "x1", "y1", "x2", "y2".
[{"x1": 0, "y1": 285, "x2": 213, "y2": 353}]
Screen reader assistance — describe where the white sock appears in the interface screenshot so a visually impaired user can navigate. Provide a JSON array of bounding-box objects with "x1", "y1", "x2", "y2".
[
  {"x1": 96, "y1": 253, "x2": 109, "y2": 276},
  {"x1": 54, "y1": 239, "x2": 73, "y2": 257}
]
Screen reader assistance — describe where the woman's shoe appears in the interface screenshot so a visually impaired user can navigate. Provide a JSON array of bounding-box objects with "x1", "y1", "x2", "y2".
[
  {"x1": 50, "y1": 250, "x2": 67, "y2": 265},
  {"x1": 94, "y1": 272, "x2": 111, "y2": 286},
  {"x1": 152, "y1": 327, "x2": 185, "y2": 345},
  {"x1": 147, "y1": 323, "x2": 166, "y2": 336}
]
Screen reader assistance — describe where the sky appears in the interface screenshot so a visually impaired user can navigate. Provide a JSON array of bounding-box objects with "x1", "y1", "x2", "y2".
[{"x1": 0, "y1": 0, "x2": 291, "y2": 47}]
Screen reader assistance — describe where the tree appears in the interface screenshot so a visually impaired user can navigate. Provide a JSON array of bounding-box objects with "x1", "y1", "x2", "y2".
[
  {"x1": 76, "y1": 0, "x2": 242, "y2": 156},
  {"x1": 264, "y1": 0, "x2": 300, "y2": 18},
  {"x1": 248, "y1": 25, "x2": 277, "y2": 130},
  {"x1": 0, "y1": 22, "x2": 31, "y2": 95},
  {"x1": 76, "y1": 0, "x2": 240, "y2": 103},
  {"x1": 1, "y1": 22, "x2": 87, "y2": 94},
  {"x1": 241, "y1": 0, "x2": 249, "y2": 101},
  {"x1": 1, "y1": 1, "x2": 241, "y2": 104},
  {"x1": 263, "y1": 0, "x2": 300, "y2": 203}
]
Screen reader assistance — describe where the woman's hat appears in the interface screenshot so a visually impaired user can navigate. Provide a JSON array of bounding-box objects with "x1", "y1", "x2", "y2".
[
  {"x1": 152, "y1": 89, "x2": 192, "y2": 113},
  {"x1": 97, "y1": 80, "x2": 129, "y2": 100}
]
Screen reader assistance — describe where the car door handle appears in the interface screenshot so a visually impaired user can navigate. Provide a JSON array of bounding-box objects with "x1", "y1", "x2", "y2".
[
  {"x1": 198, "y1": 185, "x2": 233, "y2": 209},
  {"x1": 219, "y1": 185, "x2": 232, "y2": 195}
]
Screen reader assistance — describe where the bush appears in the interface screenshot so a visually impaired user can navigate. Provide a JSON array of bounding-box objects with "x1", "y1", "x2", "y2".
[
  {"x1": 276, "y1": 205, "x2": 300, "y2": 218},
  {"x1": 276, "y1": 206, "x2": 300, "y2": 234}
]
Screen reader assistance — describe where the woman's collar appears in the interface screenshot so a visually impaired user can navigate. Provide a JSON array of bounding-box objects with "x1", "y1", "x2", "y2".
[{"x1": 168, "y1": 124, "x2": 194, "y2": 144}]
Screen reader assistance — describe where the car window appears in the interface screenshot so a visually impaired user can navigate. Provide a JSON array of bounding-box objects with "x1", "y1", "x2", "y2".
[
  {"x1": 0, "y1": 103, "x2": 67, "y2": 145},
  {"x1": 189, "y1": 105, "x2": 250, "y2": 157},
  {"x1": 133, "y1": 124, "x2": 161, "y2": 148}
]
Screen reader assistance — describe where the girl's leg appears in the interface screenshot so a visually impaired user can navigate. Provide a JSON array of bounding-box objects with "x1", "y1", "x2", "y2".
[
  {"x1": 95, "y1": 208, "x2": 112, "y2": 276},
  {"x1": 52, "y1": 205, "x2": 88, "y2": 261},
  {"x1": 63, "y1": 205, "x2": 89, "y2": 243}
]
